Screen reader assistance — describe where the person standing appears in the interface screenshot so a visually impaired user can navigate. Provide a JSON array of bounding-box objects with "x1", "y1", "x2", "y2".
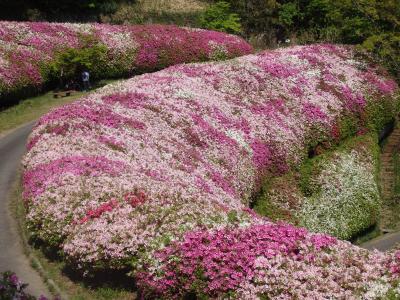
[{"x1": 82, "y1": 70, "x2": 90, "y2": 92}]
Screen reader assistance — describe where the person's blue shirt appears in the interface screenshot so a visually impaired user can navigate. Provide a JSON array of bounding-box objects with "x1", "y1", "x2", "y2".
[{"x1": 82, "y1": 71, "x2": 89, "y2": 82}]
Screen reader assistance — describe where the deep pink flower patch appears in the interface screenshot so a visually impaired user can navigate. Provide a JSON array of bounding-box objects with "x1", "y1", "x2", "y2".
[
  {"x1": 302, "y1": 102, "x2": 328, "y2": 121},
  {"x1": 250, "y1": 139, "x2": 272, "y2": 170},
  {"x1": 38, "y1": 102, "x2": 145, "y2": 129},
  {"x1": 209, "y1": 170, "x2": 236, "y2": 196},
  {"x1": 191, "y1": 114, "x2": 237, "y2": 147},
  {"x1": 23, "y1": 156, "x2": 127, "y2": 199},
  {"x1": 258, "y1": 57, "x2": 300, "y2": 79},
  {"x1": 27, "y1": 135, "x2": 41, "y2": 151},
  {"x1": 138, "y1": 223, "x2": 337, "y2": 297},
  {"x1": 363, "y1": 71, "x2": 398, "y2": 95},
  {"x1": 102, "y1": 92, "x2": 148, "y2": 110},
  {"x1": 98, "y1": 135, "x2": 126, "y2": 150},
  {"x1": 124, "y1": 191, "x2": 147, "y2": 207},
  {"x1": 79, "y1": 199, "x2": 119, "y2": 224},
  {"x1": 341, "y1": 85, "x2": 366, "y2": 112}
]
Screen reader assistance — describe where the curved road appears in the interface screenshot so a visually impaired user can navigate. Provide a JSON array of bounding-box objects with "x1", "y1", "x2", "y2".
[
  {"x1": 361, "y1": 232, "x2": 400, "y2": 251},
  {"x1": 0, "y1": 122, "x2": 50, "y2": 298}
]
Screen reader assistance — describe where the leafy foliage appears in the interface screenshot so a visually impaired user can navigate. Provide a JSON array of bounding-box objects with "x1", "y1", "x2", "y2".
[
  {"x1": 199, "y1": 1, "x2": 242, "y2": 34},
  {"x1": 48, "y1": 34, "x2": 108, "y2": 83},
  {"x1": 255, "y1": 133, "x2": 382, "y2": 240},
  {"x1": 361, "y1": 32, "x2": 400, "y2": 81},
  {"x1": 218, "y1": 0, "x2": 400, "y2": 80}
]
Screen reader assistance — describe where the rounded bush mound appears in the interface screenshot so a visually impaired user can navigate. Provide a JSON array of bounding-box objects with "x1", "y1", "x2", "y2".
[
  {"x1": 257, "y1": 134, "x2": 381, "y2": 240},
  {"x1": 23, "y1": 44, "x2": 399, "y2": 297},
  {"x1": 0, "y1": 21, "x2": 252, "y2": 102}
]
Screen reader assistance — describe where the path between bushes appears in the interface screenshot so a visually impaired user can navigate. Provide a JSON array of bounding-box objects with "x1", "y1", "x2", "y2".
[
  {"x1": 360, "y1": 124, "x2": 400, "y2": 251},
  {"x1": 0, "y1": 121, "x2": 51, "y2": 298}
]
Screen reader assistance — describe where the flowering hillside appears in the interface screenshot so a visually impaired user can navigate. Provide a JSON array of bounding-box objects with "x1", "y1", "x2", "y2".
[
  {"x1": 23, "y1": 44, "x2": 400, "y2": 298},
  {"x1": 0, "y1": 21, "x2": 252, "y2": 102}
]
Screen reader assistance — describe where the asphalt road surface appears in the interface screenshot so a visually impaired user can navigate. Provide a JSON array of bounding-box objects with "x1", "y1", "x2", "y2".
[
  {"x1": 360, "y1": 231, "x2": 400, "y2": 252},
  {"x1": 0, "y1": 122, "x2": 50, "y2": 297}
]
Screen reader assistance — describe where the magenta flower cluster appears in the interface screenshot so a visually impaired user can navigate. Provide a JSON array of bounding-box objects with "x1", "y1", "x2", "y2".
[
  {"x1": 138, "y1": 223, "x2": 337, "y2": 297},
  {"x1": 0, "y1": 21, "x2": 252, "y2": 100},
  {"x1": 23, "y1": 155, "x2": 126, "y2": 199}
]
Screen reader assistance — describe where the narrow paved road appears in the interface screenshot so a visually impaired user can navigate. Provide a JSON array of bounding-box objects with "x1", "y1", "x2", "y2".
[
  {"x1": 0, "y1": 122, "x2": 50, "y2": 298},
  {"x1": 361, "y1": 232, "x2": 400, "y2": 251}
]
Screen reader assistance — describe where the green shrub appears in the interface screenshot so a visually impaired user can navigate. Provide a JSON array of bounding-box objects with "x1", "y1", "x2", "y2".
[
  {"x1": 361, "y1": 33, "x2": 400, "y2": 82},
  {"x1": 298, "y1": 134, "x2": 381, "y2": 240},
  {"x1": 47, "y1": 34, "x2": 108, "y2": 84},
  {"x1": 199, "y1": 1, "x2": 242, "y2": 34},
  {"x1": 222, "y1": 0, "x2": 400, "y2": 81}
]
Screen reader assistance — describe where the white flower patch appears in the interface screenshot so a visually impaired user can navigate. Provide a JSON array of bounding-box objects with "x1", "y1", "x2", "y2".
[
  {"x1": 298, "y1": 148, "x2": 380, "y2": 239},
  {"x1": 63, "y1": 23, "x2": 94, "y2": 35},
  {"x1": 226, "y1": 129, "x2": 252, "y2": 154},
  {"x1": 174, "y1": 88, "x2": 195, "y2": 100},
  {"x1": 363, "y1": 277, "x2": 392, "y2": 300},
  {"x1": 208, "y1": 40, "x2": 228, "y2": 60},
  {"x1": 347, "y1": 59, "x2": 368, "y2": 71}
]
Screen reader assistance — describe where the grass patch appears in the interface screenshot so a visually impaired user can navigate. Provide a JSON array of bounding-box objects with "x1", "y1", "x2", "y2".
[
  {"x1": 10, "y1": 172, "x2": 137, "y2": 300},
  {"x1": 0, "y1": 79, "x2": 117, "y2": 136}
]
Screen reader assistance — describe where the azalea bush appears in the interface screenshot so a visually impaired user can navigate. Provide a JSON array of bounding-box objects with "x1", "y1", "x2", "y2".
[
  {"x1": 138, "y1": 224, "x2": 400, "y2": 299},
  {"x1": 0, "y1": 271, "x2": 36, "y2": 300},
  {"x1": 22, "y1": 44, "x2": 400, "y2": 298},
  {"x1": 255, "y1": 134, "x2": 381, "y2": 240},
  {"x1": 0, "y1": 21, "x2": 252, "y2": 104}
]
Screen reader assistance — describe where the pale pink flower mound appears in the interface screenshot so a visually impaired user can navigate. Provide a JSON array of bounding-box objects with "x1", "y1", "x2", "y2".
[
  {"x1": 23, "y1": 44, "x2": 400, "y2": 298},
  {"x1": 0, "y1": 21, "x2": 252, "y2": 99}
]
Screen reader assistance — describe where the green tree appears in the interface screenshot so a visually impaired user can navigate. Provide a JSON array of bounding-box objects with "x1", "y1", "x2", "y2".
[
  {"x1": 48, "y1": 34, "x2": 108, "y2": 85},
  {"x1": 199, "y1": 1, "x2": 242, "y2": 34}
]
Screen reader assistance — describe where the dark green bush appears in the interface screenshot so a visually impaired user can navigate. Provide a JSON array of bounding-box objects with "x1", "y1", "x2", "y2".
[{"x1": 361, "y1": 33, "x2": 400, "y2": 81}]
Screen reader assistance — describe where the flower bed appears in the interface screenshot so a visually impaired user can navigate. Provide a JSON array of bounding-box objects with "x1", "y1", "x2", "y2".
[
  {"x1": 0, "y1": 21, "x2": 252, "y2": 103},
  {"x1": 23, "y1": 44, "x2": 399, "y2": 297}
]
